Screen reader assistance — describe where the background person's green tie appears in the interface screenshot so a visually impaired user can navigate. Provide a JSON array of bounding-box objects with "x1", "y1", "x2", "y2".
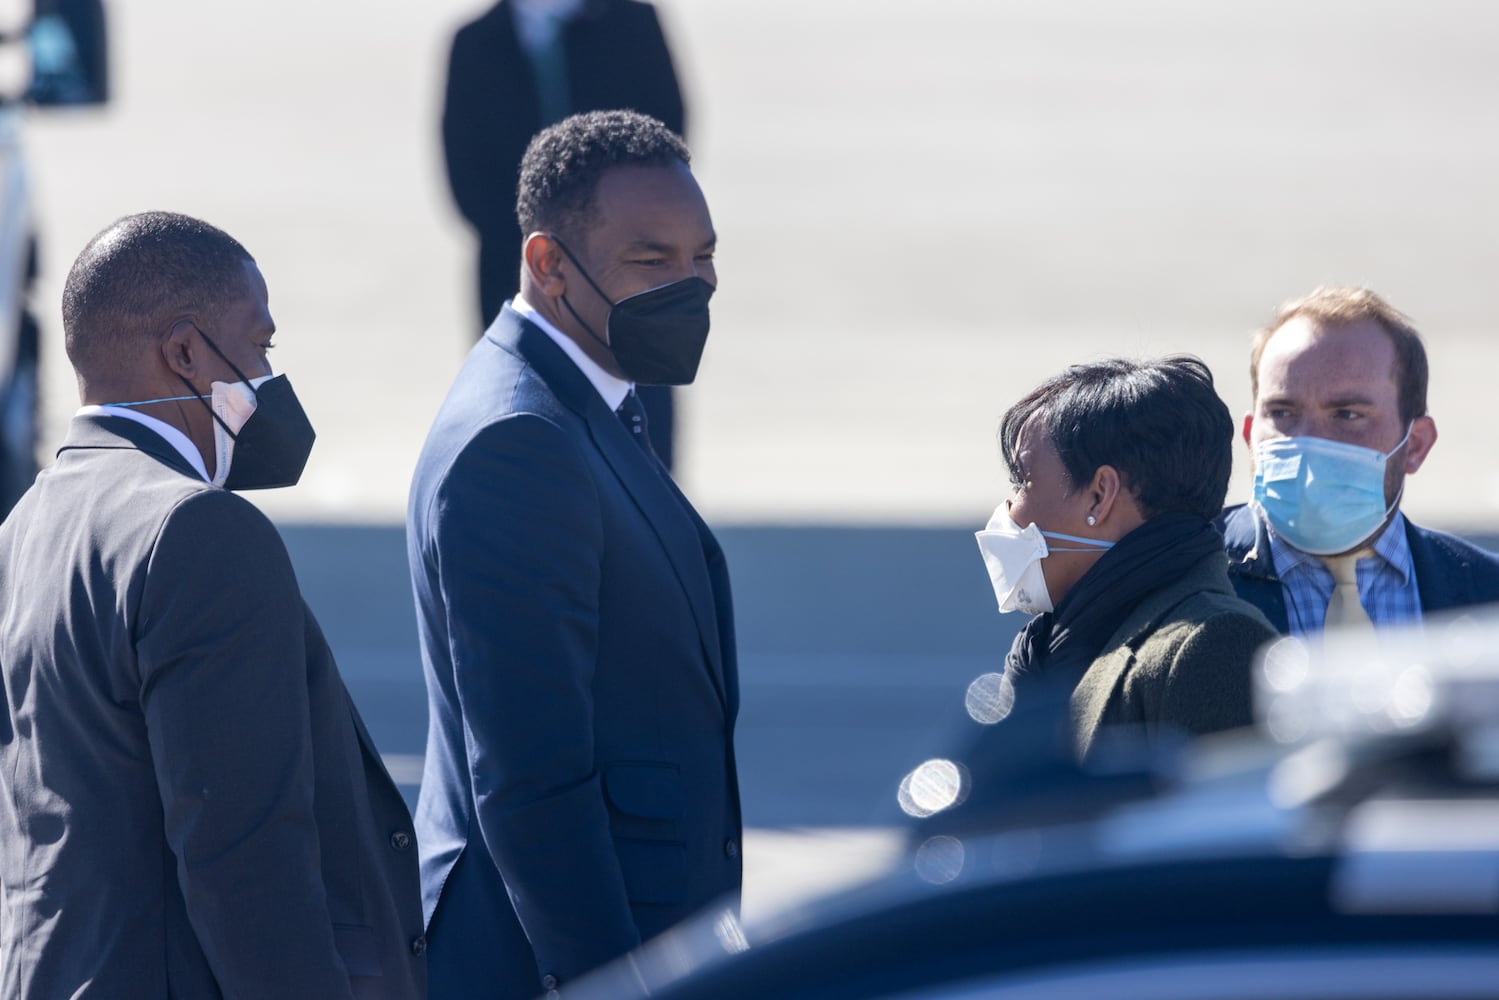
[{"x1": 527, "y1": 17, "x2": 571, "y2": 127}]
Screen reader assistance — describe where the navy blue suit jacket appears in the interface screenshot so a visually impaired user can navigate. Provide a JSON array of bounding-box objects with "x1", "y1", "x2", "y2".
[
  {"x1": 407, "y1": 307, "x2": 740, "y2": 998},
  {"x1": 1216, "y1": 503, "x2": 1499, "y2": 633}
]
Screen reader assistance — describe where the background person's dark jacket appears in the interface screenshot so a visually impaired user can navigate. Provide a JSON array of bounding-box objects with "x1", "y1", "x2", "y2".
[
  {"x1": 442, "y1": 0, "x2": 687, "y2": 326},
  {"x1": 1216, "y1": 503, "x2": 1499, "y2": 634}
]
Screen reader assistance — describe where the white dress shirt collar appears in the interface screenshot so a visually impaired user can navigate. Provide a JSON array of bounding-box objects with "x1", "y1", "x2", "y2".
[
  {"x1": 77, "y1": 404, "x2": 211, "y2": 482},
  {"x1": 512, "y1": 294, "x2": 632, "y2": 412}
]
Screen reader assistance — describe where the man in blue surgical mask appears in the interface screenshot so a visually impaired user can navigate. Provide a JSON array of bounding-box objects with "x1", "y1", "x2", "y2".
[{"x1": 1217, "y1": 286, "x2": 1499, "y2": 636}]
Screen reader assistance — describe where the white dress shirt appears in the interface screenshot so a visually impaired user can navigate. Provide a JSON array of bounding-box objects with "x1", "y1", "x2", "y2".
[
  {"x1": 512, "y1": 294, "x2": 632, "y2": 412},
  {"x1": 78, "y1": 404, "x2": 211, "y2": 482}
]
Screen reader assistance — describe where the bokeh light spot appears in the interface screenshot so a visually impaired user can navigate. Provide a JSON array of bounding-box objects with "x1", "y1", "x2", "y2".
[
  {"x1": 914, "y1": 835, "x2": 965, "y2": 884},
  {"x1": 965, "y1": 671, "x2": 1015, "y2": 724},
  {"x1": 897, "y1": 758, "x2": 965, "y2": 817}
]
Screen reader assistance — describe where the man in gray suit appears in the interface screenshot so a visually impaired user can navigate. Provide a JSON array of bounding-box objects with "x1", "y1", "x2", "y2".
[{"x1": 0, "y1": 212, "x2": 425, "y2": 998}]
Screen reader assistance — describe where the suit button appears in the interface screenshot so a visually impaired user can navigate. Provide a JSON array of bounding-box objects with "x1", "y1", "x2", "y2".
[
  {"x1": 390, "y1": 830, "x2": 413, "y2": 851},
  {"x1": 411, "y1": 935, "x2": 427, "y2": 956},
  {"x1": 541, "y1": 973, "x2": 559, "y2": 990},
  {"x1": 724, "y1": 838, "x2": 739, "y2": 859}
]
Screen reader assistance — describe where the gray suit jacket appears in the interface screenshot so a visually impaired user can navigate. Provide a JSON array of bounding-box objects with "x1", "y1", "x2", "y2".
[{"x1": 0, "y1": 415, "x2": 424, "y2": 998}]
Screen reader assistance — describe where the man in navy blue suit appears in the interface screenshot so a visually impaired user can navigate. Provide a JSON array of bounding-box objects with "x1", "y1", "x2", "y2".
[
  {"x1": 442, "y1": 0, "x2": 688, "y2": 471},
  {"x1": 1219, "y1": 286, "x2": 1499, "y2": 635},
  {"x1": 408, "y1": 110, "x2": 739, "y2": 999}
]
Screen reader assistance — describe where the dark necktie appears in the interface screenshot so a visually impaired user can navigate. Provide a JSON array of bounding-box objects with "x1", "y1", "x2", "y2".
[{"x1": 616, "y1": 390, "x2": 659, "y2": 460}]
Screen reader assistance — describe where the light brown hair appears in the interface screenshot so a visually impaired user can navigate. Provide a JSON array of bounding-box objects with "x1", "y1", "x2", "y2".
[{"x1": 1249, "y1": 286, "x2": 1428, "y2": 423}]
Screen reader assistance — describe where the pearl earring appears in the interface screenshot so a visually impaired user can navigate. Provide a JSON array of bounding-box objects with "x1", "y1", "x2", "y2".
[{"x1": 1087, "y1": 515, "x2": 1097, "y2": 526}]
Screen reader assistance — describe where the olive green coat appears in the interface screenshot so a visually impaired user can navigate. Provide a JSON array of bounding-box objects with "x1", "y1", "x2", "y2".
[{"x1": 1070, "y1": 549, "x2": 1278, "y2": 756}]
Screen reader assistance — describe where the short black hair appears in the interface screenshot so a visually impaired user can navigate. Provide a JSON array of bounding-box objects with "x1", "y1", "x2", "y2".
[
  {"x1": 62, "y1": 211, "x2": 253, "y2": 380},
  {"x1": 516, "y1": 109, "x2": 690, "y2": 242},
  {"x1": 999, "y1": 356, "x2": 1234, "y2": 521}
]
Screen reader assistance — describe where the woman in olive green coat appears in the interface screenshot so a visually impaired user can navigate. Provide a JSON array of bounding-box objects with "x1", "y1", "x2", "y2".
[{"x1": 975, "y1": 356, "x2": 1277, "y2": 756}]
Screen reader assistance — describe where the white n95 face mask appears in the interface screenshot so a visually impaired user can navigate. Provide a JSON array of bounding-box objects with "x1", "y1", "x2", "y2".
[
  {"x1": 207, "y1": 375, "x2": 272, "y2": 487},
  {"x1": 974, "y1": 504, "x2": 1115, "y2": 615}
]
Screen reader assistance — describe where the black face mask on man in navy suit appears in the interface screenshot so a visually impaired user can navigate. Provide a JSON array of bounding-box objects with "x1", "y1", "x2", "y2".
[{"x1": 553, "y1": 236, "x2": 715, "y2": 386}]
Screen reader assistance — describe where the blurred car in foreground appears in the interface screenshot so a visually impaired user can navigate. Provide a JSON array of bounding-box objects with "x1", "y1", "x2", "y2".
[{"x1": 568, "y1": 611, "x2": 1499, "y2": 999}]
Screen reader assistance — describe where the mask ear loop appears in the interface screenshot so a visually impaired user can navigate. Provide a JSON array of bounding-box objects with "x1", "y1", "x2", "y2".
[
  {"x1": 174, "y1": 324, "x2": 259, "y2": 442},
  {"x1": 1384, "y1": 422, "x2": 1414, "y2": 461},
  {"x1": 550, "y1": 237, "x2": 614, "y2": 304},
  {"x1": 1040, "y1": 529, "x2": 1115, "y2": 550},
  {"x1": 1377, "y1": 421, "x2": 1415, "y2": 521},
  {"x1": 550, "y1": 236, "x2": 617, "y2": 352},
  {"x1": 191, "y1": 324, "x2": 259, "y2": 386}
]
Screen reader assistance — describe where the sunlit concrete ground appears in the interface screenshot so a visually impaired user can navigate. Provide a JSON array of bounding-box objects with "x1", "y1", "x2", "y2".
[{"x1": 19, "y1": 0, "x2": 1499, "y2": 921}]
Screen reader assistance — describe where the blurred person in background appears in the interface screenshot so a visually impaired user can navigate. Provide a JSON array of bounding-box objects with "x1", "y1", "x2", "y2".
[
  {"x1": 409, "y1": 110, "x2": 738, "y2": 1000},
  {"x1": 0, "y1": 213, "x2": 424, "y2": 998},
  {"x1": 0, "y1": 0, "x2": 110, "y2": 520},
  {"x1": 975, "y1": 357, "x2": 1277, "y2": 757},
  {"x1": 1219, "y1": 287, "x2": 1499, "y2": 636},
  {"x1": 441, "y1": 0, "x2": 687, "y2": 469}
]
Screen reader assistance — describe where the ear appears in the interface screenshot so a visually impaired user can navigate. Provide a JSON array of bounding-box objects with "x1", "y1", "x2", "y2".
[
  {"x1": 1403, "y1": 415, "x2": 1437, "y2": 475},
  {"x1": 1241, "y1": 412, "x2": 1254, "y2": 448},
  {"x1": 1084, "y1": 464, "x2": 1124, "y2": 526},
  {"x1": 160, "y1": 318, "x2": 203, "y2": 382},
  {"x1": 522, "y1": 233, "x2": 568, "y2": 299}
]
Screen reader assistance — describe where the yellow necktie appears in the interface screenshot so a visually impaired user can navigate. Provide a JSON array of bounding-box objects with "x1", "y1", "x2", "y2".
[{"x1": 1320, "y1": 548, "x2": 1375, "y2": 632}]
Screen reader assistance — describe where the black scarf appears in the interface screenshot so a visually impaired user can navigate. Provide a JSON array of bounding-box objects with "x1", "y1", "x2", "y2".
[{"x1": 1004, "y1": 512, "x2": 1223, "y2": 689}]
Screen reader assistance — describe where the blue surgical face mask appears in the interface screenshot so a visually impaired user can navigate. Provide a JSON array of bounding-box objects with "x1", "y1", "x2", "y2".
[{"x1": 1253, "y1": 426, "x2": 1410, "y2": 556}]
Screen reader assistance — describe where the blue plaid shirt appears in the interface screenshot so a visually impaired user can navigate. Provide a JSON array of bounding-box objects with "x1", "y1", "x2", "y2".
[{"x1": 1267, "y1": 511, "x2": 1422, "y2": 637}]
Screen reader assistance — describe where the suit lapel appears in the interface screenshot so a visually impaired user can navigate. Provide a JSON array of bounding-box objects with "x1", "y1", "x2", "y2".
[
  {"x1": 495, "y1": 308, "x2": 729, "y2": 709},
  {"x1": 1069, "y1": 555, "x2": 1231, "y2": 754},
  {"x1": 586, "y1": 405, "x2": 729, "y2": 708},
  {"x1": 1408, "y1": 519, "x2": 1463, "y2": 614},
  {"x1": 1070, "y1": 645, "x2": 1134, "y2": 757},
  {"x1": 1222, "y1": 505, "x2": 1291, "y2": 634}
]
